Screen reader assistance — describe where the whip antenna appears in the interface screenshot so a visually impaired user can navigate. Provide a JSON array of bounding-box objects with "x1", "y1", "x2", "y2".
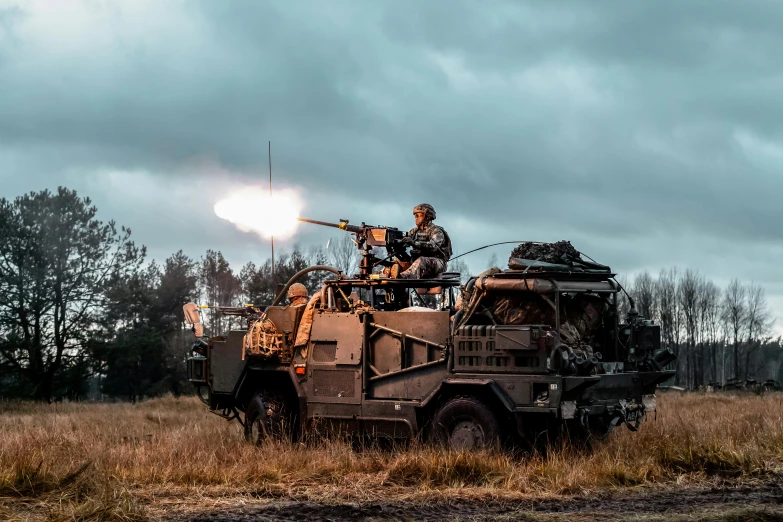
[
  {"x1": 269, "y1": 141, "x2": 275, "y2": 285},
  {"x1": 450, "y1": 241, "x2": 530, "y2": 261}
]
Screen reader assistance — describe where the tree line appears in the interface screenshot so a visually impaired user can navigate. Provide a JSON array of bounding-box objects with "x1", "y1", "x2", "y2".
[
  {"x1": 617, "y1": 269, "x2": 779, "y2": 389},
  {"x1": 0, "y1": 188, "x2": 342, "y2": 402},
  {"x1": 0, "y1": 188, "x2": 779, "y2": 401}
]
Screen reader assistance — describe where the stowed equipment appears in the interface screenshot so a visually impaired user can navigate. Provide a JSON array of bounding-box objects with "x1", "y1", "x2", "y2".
[{"x1": 182, "y1": 302, "x2": 291, "y2": 364}]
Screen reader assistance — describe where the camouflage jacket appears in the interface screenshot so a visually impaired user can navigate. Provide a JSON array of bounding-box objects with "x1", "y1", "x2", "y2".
[{"x1": 408, "y1": 222, "x2": 452, "y2": 261}]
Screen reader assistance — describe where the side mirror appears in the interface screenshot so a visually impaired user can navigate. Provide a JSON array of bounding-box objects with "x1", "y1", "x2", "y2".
[
  {"x1": 183, "y1": 302, "x2": 201, "y2": 325},
  {"x1": 193, "y1": 323, "x2": 204, "y2": 338}
]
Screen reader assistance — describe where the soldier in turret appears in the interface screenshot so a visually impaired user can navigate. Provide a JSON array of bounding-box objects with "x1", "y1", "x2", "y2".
[
  {"x1": 397, "y1": 203, "x2": 452, "y2": 279},
  {"x1": 287, "y1": 283, "x2": 309, "y2": 307}
]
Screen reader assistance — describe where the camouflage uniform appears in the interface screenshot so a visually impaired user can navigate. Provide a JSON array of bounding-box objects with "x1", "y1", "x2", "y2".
[{"x1": 399, "y1": 219, "x2": 452, "y2": 279}]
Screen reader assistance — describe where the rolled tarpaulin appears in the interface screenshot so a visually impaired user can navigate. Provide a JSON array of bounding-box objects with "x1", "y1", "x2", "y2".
[{"x1": 475, "y1": 277, "x2": 615, "y2": 294}]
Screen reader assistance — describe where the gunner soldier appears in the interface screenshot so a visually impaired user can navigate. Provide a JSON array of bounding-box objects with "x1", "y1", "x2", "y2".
[{"x1": 397, "y1": 203, "x2": 452, "y2": 279}]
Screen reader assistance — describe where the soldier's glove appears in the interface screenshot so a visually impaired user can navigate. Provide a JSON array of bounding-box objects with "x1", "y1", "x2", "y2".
[{"x1": 400, "y1": 236, "x2": 414, "y2": 246}]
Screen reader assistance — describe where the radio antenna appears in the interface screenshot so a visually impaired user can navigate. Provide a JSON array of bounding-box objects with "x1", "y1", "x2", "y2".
[{"x1": 269, "y1": 140, "x2": 275, "y2": 286}]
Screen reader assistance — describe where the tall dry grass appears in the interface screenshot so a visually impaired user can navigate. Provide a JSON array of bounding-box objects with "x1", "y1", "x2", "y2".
[{"x1": 1, "y1": 392, "x2": 782, "y2": 520}]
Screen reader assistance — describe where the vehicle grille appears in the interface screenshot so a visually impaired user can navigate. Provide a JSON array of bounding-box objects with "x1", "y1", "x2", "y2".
[
  {"x1": 312, "y1": 341, "x2": 338, "y2": 362},
  {"x1": 313, "y1": 370, "x2": 355, "y2": 397}
]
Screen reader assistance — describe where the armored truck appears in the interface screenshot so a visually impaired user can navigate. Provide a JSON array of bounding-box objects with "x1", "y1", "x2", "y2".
[{"x1": 185, "y1": 241, "x2": 675, "y2": 450}]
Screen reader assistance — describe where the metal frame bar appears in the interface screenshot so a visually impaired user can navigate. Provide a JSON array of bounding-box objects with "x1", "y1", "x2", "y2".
[
  {"x1": 368, "y1": 358, "x2": 445, "y2": 382},
  {"x1": 368, "y1": 323, "x2": 447, "y2": 350},
  {"x1": 367, "y1": 322, "x2": 447, "y2": 378}
]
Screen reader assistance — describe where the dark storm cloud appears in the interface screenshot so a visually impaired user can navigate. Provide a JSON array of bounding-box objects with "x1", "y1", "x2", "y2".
[{"x1": 0, "y1": 0, "x2": 782, "y2": 327}]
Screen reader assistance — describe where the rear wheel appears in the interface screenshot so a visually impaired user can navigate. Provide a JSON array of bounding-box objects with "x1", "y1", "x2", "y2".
[
  {"x1": 244, "y1": 391, "x2": 289, "y2": 445},
  {"x1": 431, "y1": 396, "x2": 500, "y2": 450}
]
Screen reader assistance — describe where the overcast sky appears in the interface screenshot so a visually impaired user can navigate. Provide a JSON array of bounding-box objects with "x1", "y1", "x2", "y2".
[{"x1": 1, "y1": 0, "x2": 781, "y2": 333}]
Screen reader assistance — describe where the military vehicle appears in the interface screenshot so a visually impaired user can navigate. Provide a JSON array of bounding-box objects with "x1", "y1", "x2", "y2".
[{"x1": 184, "y1": 220, "x2": 675, "y2": 449}]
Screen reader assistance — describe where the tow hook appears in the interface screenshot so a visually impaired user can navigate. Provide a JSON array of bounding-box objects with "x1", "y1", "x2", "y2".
[{"x1": 577, "y1": 407, "x2": 589, "y2": 429}]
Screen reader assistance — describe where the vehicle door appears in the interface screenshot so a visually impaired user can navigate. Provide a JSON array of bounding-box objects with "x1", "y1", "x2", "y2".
[{"x1": 303, "y1": 312, "x2": 363, "y2": 418}]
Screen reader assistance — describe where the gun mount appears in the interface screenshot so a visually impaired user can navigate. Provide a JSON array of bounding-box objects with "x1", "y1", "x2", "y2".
[{"x1": 298, "y1": 218, "x2": 410, "y2": 279}]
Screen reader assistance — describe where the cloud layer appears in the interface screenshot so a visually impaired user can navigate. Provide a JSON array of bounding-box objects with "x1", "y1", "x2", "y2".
[{"x1": 1, "y1": 0, "x2": 781, "y2": 331}]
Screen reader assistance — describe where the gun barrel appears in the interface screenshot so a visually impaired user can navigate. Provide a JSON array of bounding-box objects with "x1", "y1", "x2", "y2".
[{"x1": 298, "y1": 217, "x2": 362, "y2": 234}]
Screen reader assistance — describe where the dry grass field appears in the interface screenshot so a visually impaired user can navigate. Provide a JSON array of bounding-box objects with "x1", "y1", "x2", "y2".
[{"x1": 1, "y1": 392, "x2": 783, "y2": 521}]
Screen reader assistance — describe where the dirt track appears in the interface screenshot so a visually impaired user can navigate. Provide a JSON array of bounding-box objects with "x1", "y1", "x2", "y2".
[{"x1": 176, "y1": 481, "x2": 783, "y2": 521}]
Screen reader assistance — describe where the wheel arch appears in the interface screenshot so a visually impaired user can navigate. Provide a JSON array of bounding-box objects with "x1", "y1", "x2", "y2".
[
  {"x1": 417, "y1": 379, "x2": 516, "y2": 438},
  {"x1": 235, "y1": 367, "x2": 300, "y2": 414}
]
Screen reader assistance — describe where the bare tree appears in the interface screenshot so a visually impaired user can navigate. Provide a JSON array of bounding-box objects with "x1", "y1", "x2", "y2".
[
  {"x1": 718, "y1": 310, "x2": 733, "y2": 385},
  {"x1": 700, "y1": 281, "x2": 721, "y2": 343},
  {"x1": 743, "y1": 283, "x2": 774, "y2": 381},
  {"x1": 487, "y1": 252, "x2": 499, "y2": 270},
  {"x1": 723, "y1": 279, "x2": 746, "y2": 382},
  {"x1": 678, "y1": 269, "x2": 703, "y2": 388},
  {"x1": 657, "y1": 267, "x2": 682, "y2": 356},
  {"x1": 616, "y1": 275, "x2": 631, "y2": 323},
  {"x1": 448, "y1": 258, "x2": 471, "y2": 285},
  {"x1": 699, "y1": 280, "x2": 722, "y2": 384},
  {"x1": 746, "y1": 284, "x2": 774, "y2": 343},
  {"x1": 307, "y1": 245, "x2": 327, "y2": 267},
  {"x1": 632, "y1": 271, "x2": 658, "y2": 322},
  {"x1": 328, "y1": 234, "x2": 358, "y2": 276}
]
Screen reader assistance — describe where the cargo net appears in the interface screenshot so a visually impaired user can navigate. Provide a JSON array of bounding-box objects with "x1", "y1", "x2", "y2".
[
  {"x1": 508, "y1": 240, "x2": 610, "y2": 273},
  {"x1": 244, "y1": 316, "x2": 285, "y2": 359},
  {"x1": 509, "y1": 240, "x2": 581, "y2": 264}
]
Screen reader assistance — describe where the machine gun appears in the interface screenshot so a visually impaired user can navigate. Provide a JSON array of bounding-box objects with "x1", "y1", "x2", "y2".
[{"x1": 298, "y1": 218, "x2": 410, "y2": 278}]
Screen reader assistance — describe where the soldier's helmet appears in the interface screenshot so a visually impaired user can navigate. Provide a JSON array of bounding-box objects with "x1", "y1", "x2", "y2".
[
  {"x1": 287, "y1": 283, "x2": 308, "y2": 300},
  {"x1": 413, "y1": 203, "x2": 436, "y2": 220}
]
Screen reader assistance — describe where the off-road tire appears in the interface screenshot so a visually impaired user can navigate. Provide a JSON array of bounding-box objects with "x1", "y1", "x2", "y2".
[
  {"x1": 431, "y1": 396, "x2": 500, "y2": 450},
  {"x1": 244, "y1": 391, "x2": 289, "y2": 445}
]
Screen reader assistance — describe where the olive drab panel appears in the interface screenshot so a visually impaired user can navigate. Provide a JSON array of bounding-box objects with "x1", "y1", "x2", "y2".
[
  {"x1": 265, "y1": 306, "x2": 304, "y2": 338},
  {"x1": 454, "y1": 325, "x2": 550, "y2": 374},
  {"x1": 309, "y1": 312, "x2": 362, "y2": 365},
  {"x1": 210, "y1": 331, "x2": 246, "y2": 393},
  {"x1": 304, "y1": 313, "x2": 363, "y2": 406},
  {"x1": 364, "y1": 311, "x2": 450, "y2": 401},
  {"x1": 367, "y1": 311, "x2": 449, "y2": 375}
]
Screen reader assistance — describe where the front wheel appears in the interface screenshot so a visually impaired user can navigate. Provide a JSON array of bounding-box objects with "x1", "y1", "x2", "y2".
[
  {"x1": 244, "y1": 391, "x2": 289, "y2": 445},
  {"x1": 431, "y1": 396, "x2": 500, "y2": 450}
]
